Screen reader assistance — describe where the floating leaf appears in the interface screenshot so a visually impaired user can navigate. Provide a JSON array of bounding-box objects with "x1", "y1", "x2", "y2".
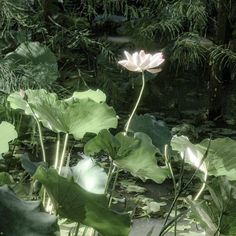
[
  {"x1": 8, "y1": 89, "x2": 118, "y2": 139},
  {"x1": 34, "y1": 166, "x2": 130, "y2": 236},
  {"x1": 85, "y1": 130, "x2": 169, "y2": 183},
  {"x1": 129, "y1": 114, "x2": 171, "y2": 153},
  {"x1": 0, "y1": 121, "x2": 17, "y2": 155},
  {"x1": 0, "y1": 185, "x2": 59, "y2": 236}
]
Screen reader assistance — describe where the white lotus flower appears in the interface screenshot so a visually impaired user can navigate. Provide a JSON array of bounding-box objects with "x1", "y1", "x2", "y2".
[{"x1": 118, "y1": 50, "x2": 164, "y2": 73}]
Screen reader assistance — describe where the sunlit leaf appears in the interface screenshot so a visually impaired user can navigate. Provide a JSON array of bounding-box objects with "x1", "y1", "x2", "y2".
[
  {"x1": 171, "y1": 135, "x2": 207, "y2": 173},
  {"x1": 8, "y1": 89, "x2": 118, "y2": 139},
  {"x1": 171, "y1": 136, "x2": 236, "y2": 180},
  {"x1": 0, "y1": 185, "x2": 59, "y2": 236},
  {"x1": 34, "y1": 166, "x2": 130, "y2": 236}
]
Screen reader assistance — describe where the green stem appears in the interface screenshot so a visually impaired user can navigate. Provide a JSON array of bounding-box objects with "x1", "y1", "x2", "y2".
[
  {"x1": 54, "y1": 133, "x2": 60, "y2": 169},
  {"x1": 124, "y1": 71, "x2": 145, "y2": 135},
  {"x1": 108, "y1": 168, "x2": 120, "y2": 207},
  {"x1": 164, "y1": 145, "x2": 177, "y2": 235},
  {"x1": 104, "y1": 160, "x2": 114, "y2": 194},
  {"x1": 58, "y1": 133, "x2": 69, "y2": 174},
  {"x1": 194, "y1": 169, "x2": 208, "y2": 201},
  {"x1": 74, "y1": 222, "x2": 80, "y2": 236},
  {"x1": 35, "y1": 119, "x2": 46, "y2": 163},
  {"x1": 26, "y1": 101, "x2": 46, "y2": 162}
]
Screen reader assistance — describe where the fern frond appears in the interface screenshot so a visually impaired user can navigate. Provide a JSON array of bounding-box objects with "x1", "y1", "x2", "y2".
[
  {"x1": 209, "y1": 46, "x2": 236, "y2": 71},
  {"x1": 170, "y1": 33, "x2": 208, "y2": 70}
]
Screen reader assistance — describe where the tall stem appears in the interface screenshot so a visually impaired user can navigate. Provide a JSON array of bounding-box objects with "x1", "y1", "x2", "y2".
[
  {"x1": 164, "y1": 145, "x2": 177, "y2": 235},
  {"x1": 124, "y1": 71, "x2": 145, "y2": 135},
  {"x1": 194, "y1": 169, "x2": 208, "y2": 201},
  {"x1": 58, "y1": 133, "x2": 69, "y2": 174},
  {"x1": 26, "y1": 102, "x2": 46, "y2": 162},
  {"x1": 54, "y1": 133, "x2": 60, "y2": 169},
  {"x1": 108, "y1": 168, "x2": 120, "y2": 207}
]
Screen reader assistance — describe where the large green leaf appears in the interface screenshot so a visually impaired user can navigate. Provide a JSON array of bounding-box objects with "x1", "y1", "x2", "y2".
[
  {"x1": 129, "y1": 114, "x2": 172, "y2": 154},
  {"x1": 34, "y1": 166, "x2": 130, "y2": 236},
  {"x1": 197, "y1": 137, "x2": 236, "y2": 180},
  {"x1": 85, "y1": 130, "x2": 169, "y2": 183},
  {"x1": 5, "y1": 42, "x2": 58, "y2": 85},
  {"x1": 0, "y1": 185, "x2": 59, "y2": 236},
  {"x1": 171, "y1": 136, "x2": 236, "y2": 180},
  {"x1": 8, "y1": 89, "x2": 118, "y2": 139},
  {"x1": 0, "y1": 121, "x2": 17, "y2": 155}
]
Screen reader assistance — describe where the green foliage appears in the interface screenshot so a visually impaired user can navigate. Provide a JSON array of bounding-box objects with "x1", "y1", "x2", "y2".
[
  {"x1": 7, "y1": 89, "x2": 118, "y2": 139},
  {"x1": 170, "y1": 33, "x2": 209, "y2": 70},
  {"x1": 0, "y1": 185, "x2": 59, "y2": 236},
  {"x1": 209, "y1": 45, "x2": 236, "y2": 71},
  {"x1": 34, "y1": 166, "x2": 130, "y2": 236},
  {"x1": 0, "y1": 121, "x2": 17, "y2": 155},
  {"x1": 85, "y1": 130, "x2": 169, "y2": 183}
]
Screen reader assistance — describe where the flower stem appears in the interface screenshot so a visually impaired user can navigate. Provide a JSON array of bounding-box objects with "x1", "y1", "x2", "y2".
[{"x1": 124, "y1": 71, "x2": 145, "y2": 135}]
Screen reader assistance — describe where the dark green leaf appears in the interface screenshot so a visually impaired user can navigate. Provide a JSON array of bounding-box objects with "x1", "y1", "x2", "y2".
[
  {"x1": 34, "y1": 166, "x2": 130, "y2": 236},
  {"x1": 0, "y1": 185, "x2": 59, "y2": 236},
  {"x1": 129, "y1": 114, "x2": 171, "y2": 153}
]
